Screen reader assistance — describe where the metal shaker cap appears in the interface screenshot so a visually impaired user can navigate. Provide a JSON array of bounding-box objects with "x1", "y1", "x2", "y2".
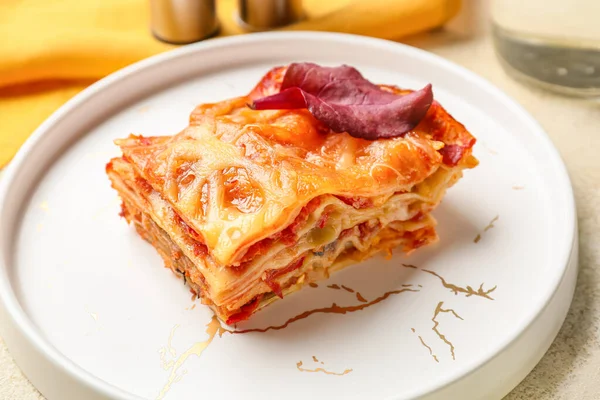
[
  {"x1": 238, "y1": 0, "x2": 303, "y2": 31},
  {"x1": 150, "y1": 0, "x2": 219, "y2": 44}
]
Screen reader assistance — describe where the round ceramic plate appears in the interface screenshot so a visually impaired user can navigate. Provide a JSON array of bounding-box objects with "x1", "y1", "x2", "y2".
[{"x1": 0, "y1": 32, "x2": 577, "y2": 400}]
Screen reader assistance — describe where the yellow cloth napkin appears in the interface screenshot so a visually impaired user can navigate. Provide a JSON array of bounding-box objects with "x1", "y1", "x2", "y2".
[{"x1": 0, "y1": 0, "x2": 460, "y2": 167}]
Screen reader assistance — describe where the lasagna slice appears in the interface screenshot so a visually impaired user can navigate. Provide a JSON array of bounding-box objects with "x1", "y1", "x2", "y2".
[{"x1": 106, "y1": 64, "x2": 477, "y2": 324}]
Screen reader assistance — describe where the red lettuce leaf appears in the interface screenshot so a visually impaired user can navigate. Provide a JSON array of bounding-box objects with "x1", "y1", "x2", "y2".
[{"x1": 250, "y1": 63, "x2": 433, "y2": 140}]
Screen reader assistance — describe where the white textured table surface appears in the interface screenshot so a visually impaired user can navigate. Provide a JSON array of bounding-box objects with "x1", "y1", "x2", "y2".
[{"x1": 1, "y1": 3, "x2": 599, "y2": 400}]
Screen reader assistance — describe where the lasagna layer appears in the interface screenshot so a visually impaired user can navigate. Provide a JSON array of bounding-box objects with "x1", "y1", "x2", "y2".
[
  {"x1": 107, "y1": 65, "x2": 477, "y2": 324},
  {"x1": 115, "y1": 181, "x2": 437, "y2": 323},
  {"x1": 108, "y1": 157, "x2": 456, "y2": 323}
]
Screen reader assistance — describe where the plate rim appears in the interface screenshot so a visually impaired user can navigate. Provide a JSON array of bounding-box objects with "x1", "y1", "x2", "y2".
[{"x1": 0, "y1": 31, "x2": 577, "y2": 400}]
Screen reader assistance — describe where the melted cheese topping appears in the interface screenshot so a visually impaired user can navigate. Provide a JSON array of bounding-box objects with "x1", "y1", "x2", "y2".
[{"x1": 115, "y1": 69, "x2": 475, "y2": 266}]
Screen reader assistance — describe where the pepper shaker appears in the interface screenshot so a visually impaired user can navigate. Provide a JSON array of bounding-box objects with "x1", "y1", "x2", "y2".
[
  {"x1": 150, "y1": 0, "x2": 219, "y2": 44},
  {"x1": 237, "y1": 0, "x2": 304, "y2": 31}
]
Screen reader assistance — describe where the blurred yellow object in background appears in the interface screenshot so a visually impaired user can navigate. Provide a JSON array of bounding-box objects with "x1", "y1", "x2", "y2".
[{"x1": 0, "y1": 0, "x2": 460, "y2": 167}]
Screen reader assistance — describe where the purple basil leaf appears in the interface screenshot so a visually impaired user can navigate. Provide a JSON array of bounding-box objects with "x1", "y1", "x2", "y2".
[{"x1": 250, "y1": 63, "x2": 434, "y2": 140}]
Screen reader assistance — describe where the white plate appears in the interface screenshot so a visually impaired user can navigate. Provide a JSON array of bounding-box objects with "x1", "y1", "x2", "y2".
[{"x1": 0, "y1": 32, "x2": 577, "y2": 400}]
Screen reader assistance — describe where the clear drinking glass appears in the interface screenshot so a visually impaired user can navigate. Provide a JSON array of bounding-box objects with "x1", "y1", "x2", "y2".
[{"x1": 491, "y1": 0, "x2": 600, "y2": 96}]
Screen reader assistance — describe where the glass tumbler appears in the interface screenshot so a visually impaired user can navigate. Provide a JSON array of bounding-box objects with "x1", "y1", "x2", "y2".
[{"x1": 491, "y1": 0, "x2": 600, "y2": 96}]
